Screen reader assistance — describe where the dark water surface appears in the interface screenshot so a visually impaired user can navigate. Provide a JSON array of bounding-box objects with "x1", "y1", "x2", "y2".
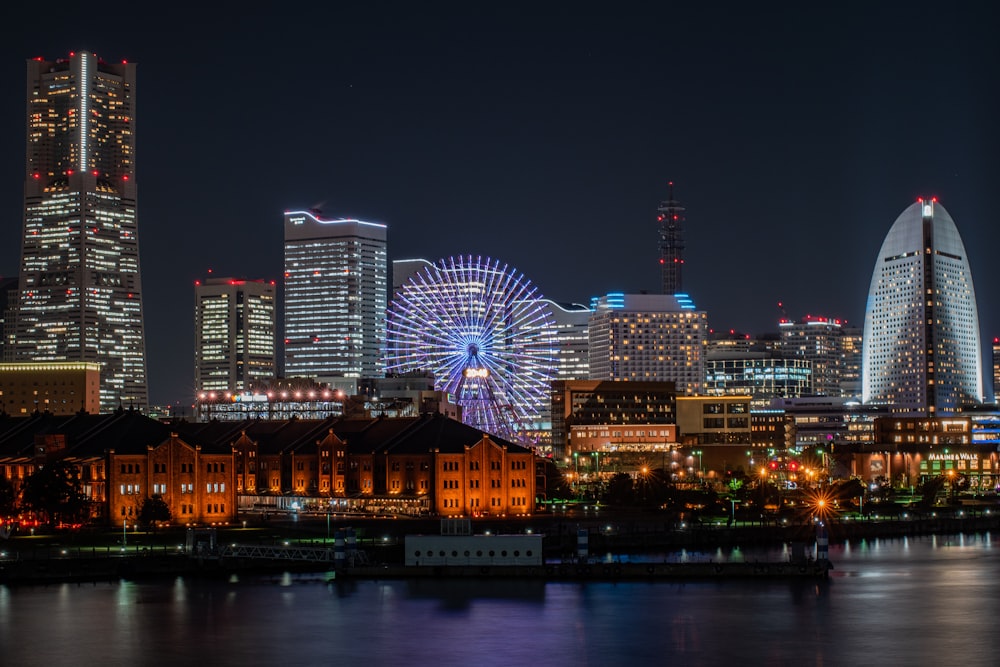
[{"x1": 2, "y1": 533, "x2": 997, "y2": 666}]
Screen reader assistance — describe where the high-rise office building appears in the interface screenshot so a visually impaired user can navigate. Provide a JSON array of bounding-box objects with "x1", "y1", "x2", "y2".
[
  {"x1": 0, "y1": 276, "x2": 18, "y2": 362},
  {"x1": 588, "y1": 292, "x2": 707, "y2": 395},
  {"x1": 992, "y1": 337, "x2": 1000, "y2": 403},
  {"x1": 194, "y1": 276, "x2": 276, "y2": 393},
  {"x1": 12, "y1": 51, "x2": 148, "y2": 411},
  {"x1": 283, "y1": 209, "x2": 387, "y2": 380},
  {"x1": 657, "y1": 182, "x2": 686, "y2": 295},
  {"x1": 862, "y1": 198, "x2": 982, "y2": 415},
  {"x1": 778, "y1": 315, "x2": 855, "y2": 397},
  {"x1": 541, "y1": 300, "x2": 592, "y2": 381},
  {"x1": 839, "y1": 326, "x2": 863, "y2": 398}
]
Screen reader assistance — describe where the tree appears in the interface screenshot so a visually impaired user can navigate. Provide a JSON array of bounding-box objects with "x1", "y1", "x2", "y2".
[
  {"x1": 20, "y1": 460, "x2": 86, "y2": 525},
  {"x1": 603, "y1": 472, "x2": 635, "y2": 506},
  {"x1": 0, "y1": 474, "x2": 16, "y2": 520},
  {"x1": 138, "y1": 495, "x2": 172, "y2": 529},
  {"x1": 540, "y1": 458, "x2": 574, "y2": 500}
]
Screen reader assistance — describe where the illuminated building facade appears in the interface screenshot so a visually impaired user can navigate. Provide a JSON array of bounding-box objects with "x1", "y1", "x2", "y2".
[
  {"x1": 862, "y1": 199, "x2": 983, "y2": 415},
  {"x1": 778, "y1": 315, "x2": 856, "y2": 397},
  {"x1": 194, "y1": 276, "x2": 276, "y2": 393},
  {"x1": 0, "y1": 276, "x2": 17, "y2": 361},
  {"x1": 992, "y1": 337, "x2": 1000, "y2": 403},
  {"x1": 0, "y1": 361, "x2": 101, "y2": 415},
  {"x1": 544, "y1": 300, "x2": 592, "y2": 380},
  {"x1": 704, "y1": 355, "x2": 812, "y2": 408},
  {"x1": 588, "y1": 293, "x2": 707, "y2": 395},
  {"x1": 675, "y1": 396, "x2": 752, "y2": 445},
  {"x1": 0, "y1": 411, "x2": 536, "y2": 525},
  {"x1": 283, "y1": 210, "x2": 387, "y2": 380},
  {"x1": 839, "y1": 326, "x2": 863, "y2": 398},
  {"x1": 550, "y1": 379, "x2": 677, "y2": 456},
  {"x1": 855, "y1": 416, "x2": 998, "y2": 492},
  {"x1": 13, "y1": 51, "x2": 148, "y2": 412}
]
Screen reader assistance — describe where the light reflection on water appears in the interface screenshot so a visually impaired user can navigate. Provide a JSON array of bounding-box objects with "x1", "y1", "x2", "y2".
[{"x1": 1, "y1": 532, "x2": 997, "y2": 667}]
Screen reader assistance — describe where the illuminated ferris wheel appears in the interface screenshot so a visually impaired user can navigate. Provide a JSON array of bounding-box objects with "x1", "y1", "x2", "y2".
[{"x1": 385, "y1": 255, "x2": 556, "y2": 443}]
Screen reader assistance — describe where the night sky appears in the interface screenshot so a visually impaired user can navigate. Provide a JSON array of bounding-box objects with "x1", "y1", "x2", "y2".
[{"x1": 1, "y1": 3, "x2": 998, "y2": 407}]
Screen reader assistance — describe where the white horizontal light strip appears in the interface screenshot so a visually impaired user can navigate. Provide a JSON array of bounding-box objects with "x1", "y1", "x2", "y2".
[{"x1": 285, "y1": 209, "x2": 386, "y2": 229}]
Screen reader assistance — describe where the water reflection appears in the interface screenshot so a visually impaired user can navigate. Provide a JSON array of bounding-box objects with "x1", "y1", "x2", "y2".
[{"x1": 0, "y1": 533, "x2": 996, "y2": 666}]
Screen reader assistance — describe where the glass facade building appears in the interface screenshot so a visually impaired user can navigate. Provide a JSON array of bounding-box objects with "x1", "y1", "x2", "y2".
[
  {"x1": 862, "y1": 199, "x2": 982, "y2": 415},
  {"x1": 12, "y1": 51, "x2": 148, "y2": 411},
  {"x1": 283, "y1": 210, "x2": 387, "y2": 379},
  {"x1": 194, "y1": 277, "x2": 276, "y2": 392},
  {"x1": 705, "y1": 355, "x2": 812, "y2": 408}
]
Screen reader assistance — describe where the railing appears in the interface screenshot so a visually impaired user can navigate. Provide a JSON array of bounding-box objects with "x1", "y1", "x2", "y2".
[{"x1": 218, "y1": 543, "x2": 335, "y2": 563}]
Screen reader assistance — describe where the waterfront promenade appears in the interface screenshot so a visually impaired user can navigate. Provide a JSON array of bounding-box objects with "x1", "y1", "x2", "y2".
[{"x1": 1, "y1": 503, "x2": 998, "y2": 586}]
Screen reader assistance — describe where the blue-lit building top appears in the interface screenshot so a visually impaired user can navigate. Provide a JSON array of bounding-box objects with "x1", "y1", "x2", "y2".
[{"x1": 588, "y1": 292, "x2": 707, "y2": 395}]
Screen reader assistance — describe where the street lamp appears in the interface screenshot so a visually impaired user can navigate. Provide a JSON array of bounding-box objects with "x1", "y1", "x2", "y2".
[{"x1": 573, "y1": 452, "x2": 579, "y2": 492}]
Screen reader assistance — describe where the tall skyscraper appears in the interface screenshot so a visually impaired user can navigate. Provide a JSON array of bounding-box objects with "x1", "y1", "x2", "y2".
[
  {"x1": 12, "y1": 51, "x2": 148, "y2": 411},
  {"x1": 657, "y1": 182, "x2": 685, "y2": 295},
  {"x1": 862, "y1": 198, "x2": 983, "y2": 415},
  {"x1": 993, "y1": 337, "x2": 1000, "y2": 403},
  {"x1": 588, "y1": 292, "x2": 707, "y2": 395},
  {"x1": 194, "y1": 276, "x2": 276, "y2": 393},
  {"x1": 283, "y1": 209, "x2": 387, "y2": 380}
]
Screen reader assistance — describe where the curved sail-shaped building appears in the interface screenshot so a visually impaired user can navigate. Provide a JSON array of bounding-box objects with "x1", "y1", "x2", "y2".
[{"x1": 862, "y1": 198, "x2": 982, "y2": 415}]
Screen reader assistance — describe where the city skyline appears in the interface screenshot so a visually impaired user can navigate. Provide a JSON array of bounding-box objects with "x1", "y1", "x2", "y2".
[{"x1": 0, "y1": 4, "x2": 997, "y2": 406}]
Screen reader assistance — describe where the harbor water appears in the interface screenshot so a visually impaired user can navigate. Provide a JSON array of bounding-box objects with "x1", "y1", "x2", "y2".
[{"x1": 1, "y1": 532, "x2": 997, "y2": 666}]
